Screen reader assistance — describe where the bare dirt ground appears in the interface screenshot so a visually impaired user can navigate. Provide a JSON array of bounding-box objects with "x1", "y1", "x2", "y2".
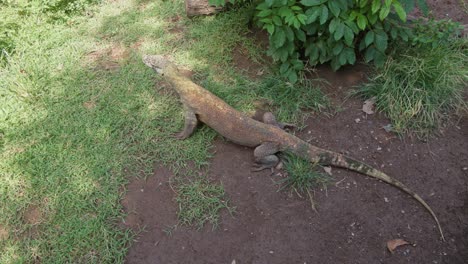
[{"x1": 123, "y1": 2, "x2": 467, "y2": 263}]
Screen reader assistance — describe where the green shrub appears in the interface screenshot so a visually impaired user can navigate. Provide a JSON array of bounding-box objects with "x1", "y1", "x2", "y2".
[{"x1": 211, "y1": 0, "x2": 432, "y2": 82}]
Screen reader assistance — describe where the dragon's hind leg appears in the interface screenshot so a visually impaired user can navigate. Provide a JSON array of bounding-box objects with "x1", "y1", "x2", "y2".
[
  {"x1": 262, "y1": 112, "x2": 295, "y2": 130},
  {"x1": 252, "y1": 142, "x2": 280, "y2": 172}
]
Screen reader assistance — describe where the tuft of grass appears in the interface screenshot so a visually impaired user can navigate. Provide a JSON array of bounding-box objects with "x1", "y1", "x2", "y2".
[
  {"x1": 277, "y1": 152, "x2": 330, "y2": 194},
  {"x1": 175, "y1": 178, "x2": 234, "y2": 230},
  {"x1": 359, "y1": 40, "x2": 468, "y2": 136}
]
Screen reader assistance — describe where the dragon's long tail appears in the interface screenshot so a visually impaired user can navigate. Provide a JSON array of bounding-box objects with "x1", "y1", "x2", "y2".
[{"x1": 293, "y1": 142, "x2": 445, "y2": 241}]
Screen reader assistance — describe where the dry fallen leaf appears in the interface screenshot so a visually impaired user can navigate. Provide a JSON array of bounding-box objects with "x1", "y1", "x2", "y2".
[
  {"x1": 323, "y1": 166, "x2": 332, "y2": 176},
  {"x1": 387, "y1": 239, "x2": 410, "y2": 253},
  {"x1": 362, "y1": 97, "x2": 377, "y2": 115}
]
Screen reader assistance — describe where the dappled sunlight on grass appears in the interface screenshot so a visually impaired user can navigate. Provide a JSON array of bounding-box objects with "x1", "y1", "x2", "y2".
[{"x1": 0, "y1": 0, "x2": 267, "y2": 262}]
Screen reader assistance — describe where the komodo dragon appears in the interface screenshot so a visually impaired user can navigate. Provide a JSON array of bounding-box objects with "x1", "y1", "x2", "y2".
[{"x1": 143, "y1": 54, "x2": 444, "y2": 241}]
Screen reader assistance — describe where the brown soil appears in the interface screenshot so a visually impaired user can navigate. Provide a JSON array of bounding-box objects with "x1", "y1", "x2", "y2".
[
  {"x1": 85, "y1": 43, "x2": 130, "y2": 71},
  {"x1": 414, "y1": 0, "x2": 468, "y2": 24},
  {"x1": 123, "y1": 2, "x2": 467, "y2": 263}
]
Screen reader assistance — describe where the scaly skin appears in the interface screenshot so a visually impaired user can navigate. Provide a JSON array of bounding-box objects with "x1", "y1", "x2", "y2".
[{"x1": 143, "y1": 55, "x2": 444, "y2": 241}]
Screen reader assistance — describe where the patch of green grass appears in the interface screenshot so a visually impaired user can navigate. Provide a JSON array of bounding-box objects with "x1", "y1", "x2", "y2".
[
  {"x1": 0, "y1": 0, "x2": 329, "y2": 262},
  {"x1": 196, "y1": 74, "x2": 330, "y2": 126},
  {"x1": 253, "y1": 76, "x2": 330, "y2": 125},
  {"x1": 175, "y1": 177, "x2": 234, "y2": 229},
  {"x1": 358, "y1": 40, "x2": 468, "y2": 136},
  {"x1": 277, "y1": 152, "x2": 330, "y2": 195}
]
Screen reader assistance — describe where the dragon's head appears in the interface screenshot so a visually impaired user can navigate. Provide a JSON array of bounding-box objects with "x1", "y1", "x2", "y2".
[{"x1": 142, "y1": 54, "x2": 175, "y2": 75}]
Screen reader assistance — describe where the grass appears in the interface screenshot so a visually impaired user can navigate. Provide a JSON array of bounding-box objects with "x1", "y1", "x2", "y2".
[
  {"x1": 275, "y1": 152, "x2": 330, "y2": 211},
  {"x1": 358, "y1": 40, "x2": 468, "y2": 136},
  {"x1": 277, "y1": 152, "x2": 330, "y2": 195},
  {"x1": 175, "y1": 177, "x2": 235, "y2": 230},
  {"x1": 196, "y1": 74, "x2": 330, "y2": 126},
  {"x1": 0, "y1": 0, "x2": 330, "y2": 262}
]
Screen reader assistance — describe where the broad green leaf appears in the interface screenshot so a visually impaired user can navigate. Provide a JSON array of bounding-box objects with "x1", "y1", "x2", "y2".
[
  {"x1": 320, "y1": 5, "x2": 329, "y2": 25},
  {"x1": 286, "y1": 15, "x2": 296, "y2": 26},
  {"x1": 374, "y1": 50, "x2": 386, "y2": 67},
  {"x1": 293, "y1": 18, "x2": 301, "y2": 29},
  {"x1": 345, "y1": 20, "x2": 359, "y2": 33},
  {"x1": 280, "y1": 62, "x2": 289, "y2": 74},
  {"x1": 288, "y1": 70, "x2": 298, "y2": 83},
  {"x1": 364, "y1": 46, "x2": 376, "y2": 62},
  {"x1": 304, "y1": 23, "x2": 318, "y2": 35},
  {"x1": 384, "y1": 0, "x2": 392, "y2": 8},
  {"x1": 256, "y1": 2, "x2": 269, "y2": 10},
  {"x1": 309, "y1": 46, "x2": 319, "y2": 63},
  {"x1": 393, "y1": 2, "x2": 407, "y2": 21},
  {"x1": 272, "y1": 16, "x2": 282, "y2": 26},
  {"x1": 344, "y1": 26, "x2": 354, "y2": 45},
  {"x1": 359, "y1": 0, "x2": 369, "y2": 8},
  {"x1": 338, "y1": 50, "x2": 347, "y2": 65},
  {"x1": 334, "y1": 23, "x2": 345, "y2": 40},
  {"x1": 257, "y1": 9, "x2": 272, "y2": 18},
  {"x1": 368, "y1": 13, "x2": 378, "y2": 24},
  {"x1": 328, "y1": 0, "x2": 341, "y2": 17},
  {"x1": 365, "y1": 30, "x2": 374, "y2": 46},
  {"x1": 272, "y1": 28, "x2": 286, "y2": 47},
  {"x1": 359, "y1": 39, "x2": 367, "y2": 51},
  {"x1": 300, "y1": 0, "x2": 327, "y2": 6},
  {"x1": 371, "y1": 0, "x2": 381, "y2": 14},
  {"x1": 285, "y1": 26, "x2": 295, "y2": 41},
  {"x1": 379, "y1": 6, "x2": 391, "y2": 20},
  {"x1": 331, "y1": 58, "x2": 341, "y2": 71},
  {"x1": 329, "y1": 18, "x2": 339, "y2": 33},
  {"x1": 297, "y1": 14, "x2": 307, "y2": 25},
  {"x1": 305, "y1": 7, "x2": 321, "y2": 23},
  {"x1": 357, "y1": 14, "x2": 367, "y2": 30},
  {"x1": 265, "y1": 0, "x2": 274, "y2": 7},
  {"x1": 332, "y1": 42, "x2": 344, "y2": 55},
  {"x1": 344, "y1": 47, "x2": 356, "y2": 64},
  {"x1": 265, "y1": 24, "x2": 275, "y2": 34},
  {"x1": 292, "y1": 60, "x2": 304, "y2": 71},
  {"x1": 278, "y1": 6, "x2": 293, "y2": 18},
  {"x1": 279, "y1": 47, "x2": 289, "y2": 62},
  {"x1": 319, "y1": 51, "x2": 328, "y2": 64},
  {"x1": 291, "y1": 5, "x2": 302, "y2": 11},
  {"x1": 374, "y1": 32, "x2": 388, "y2": 52},
  {"x1": 295, "y1": 29, "x2": 306, "y2": 42}
]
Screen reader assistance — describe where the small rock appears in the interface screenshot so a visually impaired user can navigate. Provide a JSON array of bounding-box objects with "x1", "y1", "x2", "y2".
[
  {"x1": 384, "y1": 197, "x2": 389, "y2": 203},
  {"x1": 355, "y1": 118, "x2": 361, "y2": 123},
  {"x1": 269, "y1": 251, "x2": 274, "y2": 254},
  {"x1": 383, "y1": 124, "x2": 393, "y2": 132}
]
